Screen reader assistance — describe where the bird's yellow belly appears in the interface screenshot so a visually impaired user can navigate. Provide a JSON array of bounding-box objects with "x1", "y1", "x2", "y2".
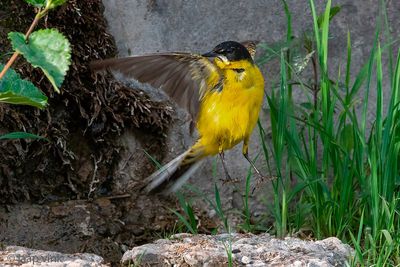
[{"x1": 196, "y1": 85, "x2": 263, "y2": 155}]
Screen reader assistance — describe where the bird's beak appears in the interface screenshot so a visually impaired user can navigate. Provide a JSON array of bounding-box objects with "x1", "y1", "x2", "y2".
[{"x1": 202, "y1": 50, "x2": 218, "y2": 58}]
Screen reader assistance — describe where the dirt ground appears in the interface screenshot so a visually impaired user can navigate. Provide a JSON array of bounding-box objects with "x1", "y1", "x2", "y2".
[{"x1": 0, "y1": 0, "x2": 212, "y2": 265}]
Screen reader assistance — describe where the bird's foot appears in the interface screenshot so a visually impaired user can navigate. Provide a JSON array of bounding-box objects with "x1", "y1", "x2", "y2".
[
  {"x1": 251, "y1": 174, "x2": 277, "y2": 194},
  {"x1": 220, "y1": 175, "x2": 240, "y2": 185}
]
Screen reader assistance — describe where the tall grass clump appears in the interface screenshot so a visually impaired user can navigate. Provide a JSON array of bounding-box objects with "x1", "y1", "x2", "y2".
[
  {"x1": 258, "y1": 0, "x2": 400, "y2": 265},
  {"x1": 170, "y1": 0, "x2": 399, "y2": 265}
]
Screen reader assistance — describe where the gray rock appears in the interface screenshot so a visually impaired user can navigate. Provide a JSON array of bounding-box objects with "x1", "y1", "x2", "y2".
[
  {"x1": 0, "y1": 246, "x2": 107, "y2": 267},
  {"x1": 121, "y1": 233, "x2": 353, "y2": 266}
]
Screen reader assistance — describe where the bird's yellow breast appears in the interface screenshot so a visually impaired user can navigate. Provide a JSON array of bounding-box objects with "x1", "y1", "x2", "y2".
[{"x1": 196, "y1": 60, "x2": 264, "y2": 155}]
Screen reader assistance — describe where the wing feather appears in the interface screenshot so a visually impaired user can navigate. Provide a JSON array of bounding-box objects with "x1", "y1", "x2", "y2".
[{"x1": 91, "y1": 53, "x2": 219, "y2": 121}]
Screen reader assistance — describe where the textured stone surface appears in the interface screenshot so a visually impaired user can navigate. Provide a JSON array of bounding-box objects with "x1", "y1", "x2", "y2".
[
  {"x1": 0, "y1": 246, "x2": 106, "y2": 267},
  {"x1": 121, "y1": 233, "x2": 354, "y2": 266}
]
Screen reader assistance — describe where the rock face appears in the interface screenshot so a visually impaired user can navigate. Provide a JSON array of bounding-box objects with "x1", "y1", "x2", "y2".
[
  {"x1": 121, "y1": 233, "x2": 354, "y2": 266},
  {"x1": 0, "y1": 246, "x2": 107, "y2": 267}
]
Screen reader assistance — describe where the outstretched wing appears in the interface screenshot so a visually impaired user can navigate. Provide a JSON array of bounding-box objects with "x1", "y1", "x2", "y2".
[
  {"x1": 91, "y1": 52, "x2": 220, "y2": 121},
  {"x1": 90, "y1": 41, "x2": 259, "y2": 120}
]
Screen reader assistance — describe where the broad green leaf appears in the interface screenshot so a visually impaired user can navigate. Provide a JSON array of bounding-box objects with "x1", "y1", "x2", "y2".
[
  {"x1": 9, "y1": 29, "x2": 71, "y2": 93},
  {"x1": 24, "y1": 0, "x2": 46, "y2": 7},
  {"x1": 0, "y1": 64, "x2": 48, "y2": 108},
  {"x1": 46, "y1": 0, "x2": 67, "y2": 9},
  {"x1": 0, "y1": 131, "x2": 46, "y2": 140}
]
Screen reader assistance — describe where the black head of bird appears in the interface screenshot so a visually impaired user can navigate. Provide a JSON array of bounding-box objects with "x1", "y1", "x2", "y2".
[{"x1": 202, "y1": 41, "x2": 253, "y2": 64}]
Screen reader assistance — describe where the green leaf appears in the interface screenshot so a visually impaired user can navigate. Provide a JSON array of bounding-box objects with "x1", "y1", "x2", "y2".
[
  {"x1": 23, "y1": 0, "x2": 67, "y2": 9},
  {"x1": 169, "y1": 208, "x2": 197, "y2": 234},
  {"x1": 338, "y1": 124, "x2": 354, "y2": 150},
  {"x1": 0, "y1": 64, "x2": 48, "y2": 108},
  {"x1": 24, "y1": 0, "x2": 46, "y2": 7},
  {"x1": 9, "y1": 29, "x2": 71, "y2": 93},
  {"x1": 317, "y1": 5, "x2": 341, "y2": 29},
  {"x1": 381, "y1": 229, "x2": 393, "y2": 245},
  {"x1": 0, "y1": 131, "x2": 47, "y2": 140},
  {"x1": 300, "y1": 102, "x2": 314, "y2": 110},
  {"x1": 46, "y1": 0, "x2": 67, "y2": 9}
]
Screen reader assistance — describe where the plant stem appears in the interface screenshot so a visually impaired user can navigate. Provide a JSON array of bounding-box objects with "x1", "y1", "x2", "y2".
[
  {"x1": 25, "y1": 12, "x2": 43, "y2": 39},
  {"x1": 0, "y1": 10, "x2": 46, "y2": 80},
  {"x1": 311, "y1": 54, "x2": 319, "y2": 109},
  {"x1": 0, "y1": 52, "x2": 19, "y2": 79}
]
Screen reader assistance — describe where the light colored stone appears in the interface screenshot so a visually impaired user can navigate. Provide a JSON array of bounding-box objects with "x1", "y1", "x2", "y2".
[
  {"x1": 241, "y1": 255, "x2": 251, "y2": 264},
  {"x1": 0, "y1": 246, "x2": 106, "y2": 267},
  {"x1": 121, "y1": 233, "x2": 354, "y2": 266}
]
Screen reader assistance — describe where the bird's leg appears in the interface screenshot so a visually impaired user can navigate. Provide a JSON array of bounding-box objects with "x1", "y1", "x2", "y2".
[
  {"x1": 242, "y1": 138, "x2": 274, "y2": 193},
  {"x1": 219, "y1": 150, "x2": 232, "y2": 181}
]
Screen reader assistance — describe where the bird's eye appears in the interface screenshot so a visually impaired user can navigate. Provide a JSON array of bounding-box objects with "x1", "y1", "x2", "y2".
[{"x1": 225, "y1": 48, "x2": 233, "y2": 54}]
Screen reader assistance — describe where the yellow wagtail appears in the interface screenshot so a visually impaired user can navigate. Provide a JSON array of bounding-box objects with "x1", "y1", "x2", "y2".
[{"x1": 91, "y1": 41, "x2": 265, "y2": 194}]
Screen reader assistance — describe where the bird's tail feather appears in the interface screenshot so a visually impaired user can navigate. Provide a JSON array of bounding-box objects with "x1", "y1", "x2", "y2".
[{"x1": 143, "y1": 145, "x2": 205, "y2": 194}]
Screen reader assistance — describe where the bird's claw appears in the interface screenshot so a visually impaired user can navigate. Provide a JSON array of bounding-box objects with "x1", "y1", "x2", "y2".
[
  {"x1": 251, "y1": 174, "x2": 277, "y2": 194},
  {"x1": 220, "y1": 176, "x2": 240, "y2": 185}
]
